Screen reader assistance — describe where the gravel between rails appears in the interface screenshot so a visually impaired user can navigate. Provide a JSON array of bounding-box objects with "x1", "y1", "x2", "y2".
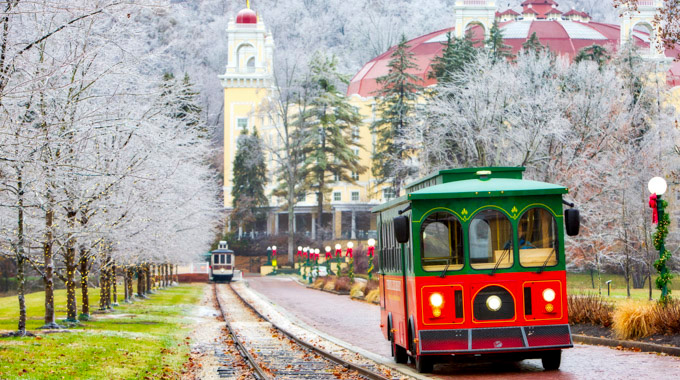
[
  {"x1": 227, "y1": 282, "x2": 413, "y2": 380},
  {"x1": 215, "y1": 282, "x2": 395, "y2": 379}
]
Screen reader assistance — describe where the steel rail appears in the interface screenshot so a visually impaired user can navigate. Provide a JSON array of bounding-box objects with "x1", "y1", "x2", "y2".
[
  {"x1": 228, "y1": 282, "x2": 390, "y2": 380},
  {"x1": 213, "y1": 283, "x2": 271, "y2": 380}
]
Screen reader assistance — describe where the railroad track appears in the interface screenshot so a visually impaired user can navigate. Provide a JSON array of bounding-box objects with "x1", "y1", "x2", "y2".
[{"x1": 213, "y1": 283, "x2": 391, "y2": 380}]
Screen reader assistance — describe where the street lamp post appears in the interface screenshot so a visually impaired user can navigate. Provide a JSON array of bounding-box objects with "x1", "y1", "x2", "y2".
[
  {"x1": 325, "y1": 246, "x2": 332, "y2": 274},
  {"x1": 648, "y1": 176, "x2": 672, "y2": 303},
  {"x1": 367, "y1": 238, "x2": 376, "y2": 281},
  {"x1": 271, "y1": 245, "x2": 277, "y2": 274},
  {"x1": 297, "y1": 245, "x2": 302, "y2": 270},
  {"x1": 266, "y1": 246, "x2": 272, "y2": 266},
  {"x1": 302, "y1": 247, "x2": 309, "y2": 279},
  {"x1": 334, "y1": 243, "x2": 342, "y2": 276}
]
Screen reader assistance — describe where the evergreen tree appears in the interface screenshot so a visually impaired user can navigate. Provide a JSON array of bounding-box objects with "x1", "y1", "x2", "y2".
[
  {"x1": 372, "y1": 34, "x2": 423, "y2": 196},
  {"x1": 522, "y1": 32, "x2": 545, "y2": 56},
  {"x1": 232, "y1": 127, "x2": 268, "y2": 237},
  {"x1": 574, "y1": 45, "x2": 611, "y2": 70},
  {"x1": 303, "y1": 53, "x2": 365, "y2": 238},
  {"x1": 486, "y1": 20, "x2": 514, "y2": 64},
  {"x1": 429, "y1": 31, "x2": 478, "y2": 84}
]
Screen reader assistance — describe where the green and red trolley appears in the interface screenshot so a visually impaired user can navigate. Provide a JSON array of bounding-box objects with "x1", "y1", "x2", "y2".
[{"x1": 373, "y1": 167, "x2": 580, "y2": 373}]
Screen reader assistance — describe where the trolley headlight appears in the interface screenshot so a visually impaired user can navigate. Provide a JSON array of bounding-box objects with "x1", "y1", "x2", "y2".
[
  {"x1": 220, "y1": 268, "x2": 225, "y2": 273},
  {"x1": 486, "y1": 295, "x2": 502, "y2": 311},
  {"x1": 542, "y1": 288, "x2": 556, "y2": 302},
  {"x1": 429, "y1": 293, "x2": 444, "y2": 308}
]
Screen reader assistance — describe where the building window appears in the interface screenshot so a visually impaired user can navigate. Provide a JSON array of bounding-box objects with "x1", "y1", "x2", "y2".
[
  {"x1": 237, "y1": 118, "x2": 248, "y2": 131},
  {"x1": 297, "y1": 192, "x2": 306, "y2": 202},
  {"x1": 351, "y1": 171, "x2": 359, "y2": 180},
  {"x1": 383, "y1": 188, "x2": 396, "y2": 200},
  {"x1": 351, "y1": 191, "x2": 360, "y2": 202},
  {"x1": 334, "y1": 171, "x2": 340, "y2": 182},
  {"x1": 676, "y1": 191, "x2": 680, "y2": 201},
  {"x1": 333, "y1": 191, "x2": 341, "y2": 201},
  {"x1": 352, "y1": 127, "x2": 360, "y2": 140}
]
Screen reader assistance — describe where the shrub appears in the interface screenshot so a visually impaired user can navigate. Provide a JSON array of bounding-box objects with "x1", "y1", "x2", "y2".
[
  {"x1": 334, "y1": 276, "x2": 351, "y2": 292},
  {"x1": 613, "y1": 301, "x2": 657, "y2": 340},
  {"x1": 350, "y1": 282, "x2": 366, "y2": 298},
  {"x1": 312, "y1": 278, "x2": 326, "y2": 289},
  {"x1": 365, "y1": 279, "x2": 379, "y2": 293},
  {"x1": 568, "y1": 294, "x2": 613, "y2": 327},
  {"x1": 323, "y1": 278, "x2": 336, "y2": 291},
  {"x1": 365, "y1": 288, "x2": 380, "y2": 304},
  {"x1": 651, "y1": 299, "x2": 680, "y2": 335}
]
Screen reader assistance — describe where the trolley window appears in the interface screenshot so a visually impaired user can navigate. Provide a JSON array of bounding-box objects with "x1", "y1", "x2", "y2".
[
  {"x1": 220, "y1": 255, "x2": 226, "y2": 264},
  {"x1": 518, "y1": 208, "x2": 558, "y2": 267},
  {"x1": 420, "y1": 212, "x2": 464, "y2": 272},
  {"x1": 226, "y1": 255, "x2": 232, "y2": 264},
  {"x1": 469, "y1": 210, "x2": 514, "y2": 270}
]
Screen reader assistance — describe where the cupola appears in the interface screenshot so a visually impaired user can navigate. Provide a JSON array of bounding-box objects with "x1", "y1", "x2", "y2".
[{"x1": 236, "y1": 8, "x2": 257, "y2": 24}]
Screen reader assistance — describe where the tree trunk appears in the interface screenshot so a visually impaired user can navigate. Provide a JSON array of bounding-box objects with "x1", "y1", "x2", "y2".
[
  {"x1": 112, "y1": 262, "x2": 118, "y2": 306},
  {"x1": 596, "y1": 254, "x2": 602, "y2": 296},
  {"x1": 64, "y1": 210, "x2": 78, "y2": 322},
  {"x1": 126, "y1": 266, "x2": 134, "y2": 302},
  {"x1": 16, "y1": 254, "x2": 27, "y2": 334},
  {"x1": 99, "y1": 259, "x2": 107, "y2": 310},
  {"x1": 15, "y1": 167, "x2": 28, "y2": 335},
  {"x1": 64, "y1": 245, "x2": 78, "y2": 322},
  {"x1": 106, "y1": 260, "x2": 113, "y2": 309},
  {"x1": 590, "y1": 268, "x2": 595, "y2": 289},
  {"x1": 42, "y1": 207, "x2": 58, "y2": 328},
  {"x1": 317, "y1": 176, "x2": 324, "y2": 241},
  {"x1": 137, "y1": 266, "x2": 145, "y2": 297},
  {"x1": 79, "y1": 248, "x2": 90, "y2": 319},
  {"x1": 288, "y1": 190, "x2": 295, "y2": 264},
  {"x1": 145, "y1": 264, "x2": 152, "y2": 293},
  {"x1": 123, "y1": 266, "x2": 129, "y2": 302},
  {"x1": 174, "y1": 264, "x2": 178, "y2": 284}
]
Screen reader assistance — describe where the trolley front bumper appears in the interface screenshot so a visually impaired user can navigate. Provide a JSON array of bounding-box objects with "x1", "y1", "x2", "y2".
[{"x1": 419, "y1": 324, "x2": 572, "y2": 354}]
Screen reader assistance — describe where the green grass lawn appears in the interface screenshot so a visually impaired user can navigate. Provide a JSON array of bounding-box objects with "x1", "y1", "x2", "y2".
[
  {"x1": 566, "y1": 272, "x2": 680, "y2": 302},
  {"x1": 0, "y1": 284, "x2": 203, "y2": 379}
]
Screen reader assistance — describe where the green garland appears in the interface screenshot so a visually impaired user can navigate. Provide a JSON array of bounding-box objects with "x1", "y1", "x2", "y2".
[
  {"x1": 652, "y1": 199, "x2": 673, "y2": 304},
  {"x1": 348, "y1": 257, "x2": 355, "y2": 283}
]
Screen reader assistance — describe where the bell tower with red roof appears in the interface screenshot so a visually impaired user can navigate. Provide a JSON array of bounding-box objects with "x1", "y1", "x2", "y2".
[
  {"x1": 454, "y1": 0, "x2": 497, "y2": 39},
  {"x1": 219, "y1": 1, "x2": 275, "y2": 210}
]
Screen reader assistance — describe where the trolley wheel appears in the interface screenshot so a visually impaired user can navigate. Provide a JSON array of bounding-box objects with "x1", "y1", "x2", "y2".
[
  {"x1": 541, "y1": 349, "x2": 562, "y2": 371},
  {"x1": 415, "y1": 355, "x2": 433, "y2": 373},
  {"x1": 391, "y1": 335, "x2": 408, "y2": 364}
]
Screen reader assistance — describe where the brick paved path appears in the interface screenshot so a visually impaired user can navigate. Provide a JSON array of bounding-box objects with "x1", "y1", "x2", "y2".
[{"x1": 246, "y1": 276, "x2": 680, "y2": 379}]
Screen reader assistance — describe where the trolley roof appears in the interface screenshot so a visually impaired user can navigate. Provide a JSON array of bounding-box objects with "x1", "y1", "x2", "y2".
[
  {"x1": 373, "y1": 167, "x2": 568, "y2": 212},
  {"x1": 211, "y1": 249, "x2": 234, "y2": 254}
]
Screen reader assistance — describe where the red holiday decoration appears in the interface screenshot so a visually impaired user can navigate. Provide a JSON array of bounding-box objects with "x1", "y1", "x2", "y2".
[
  {"x1": 346, "y1": 248, "x2": 353, "y2": 258},
  {"x1": 335, "y1": 248, "x2": 342, "y2": 257},
  {"x1": 325, "y1": 251, "x2": 332, "y2": 259},
  {"x1": 367, "y1": 246, "x2": 375, "y2": 257},
  {"x1": 649, "y1": 193, "x2": 658, "y2": 224}
]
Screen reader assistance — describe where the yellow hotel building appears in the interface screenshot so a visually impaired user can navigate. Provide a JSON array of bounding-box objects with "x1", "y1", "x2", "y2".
[{"x1": 221, "y1": 1, "x2": 680, "y2": 243}]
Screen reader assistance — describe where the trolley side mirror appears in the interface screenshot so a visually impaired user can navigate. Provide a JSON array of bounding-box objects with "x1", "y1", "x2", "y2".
[
  {"x1": 394, "y1": 215, "x2": 410, "y2": 244},
  {"x1": 565, "y1": 208, "x2": 580, "y2": 236}
]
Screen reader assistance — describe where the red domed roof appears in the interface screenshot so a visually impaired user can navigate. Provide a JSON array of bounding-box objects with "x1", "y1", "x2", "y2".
[
  {"x1": 236, "y1": 8, "x2": 257, "y2": 24},
  {"x1": 348, "y1": 20, "x2": 680, "y2": 97}
]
